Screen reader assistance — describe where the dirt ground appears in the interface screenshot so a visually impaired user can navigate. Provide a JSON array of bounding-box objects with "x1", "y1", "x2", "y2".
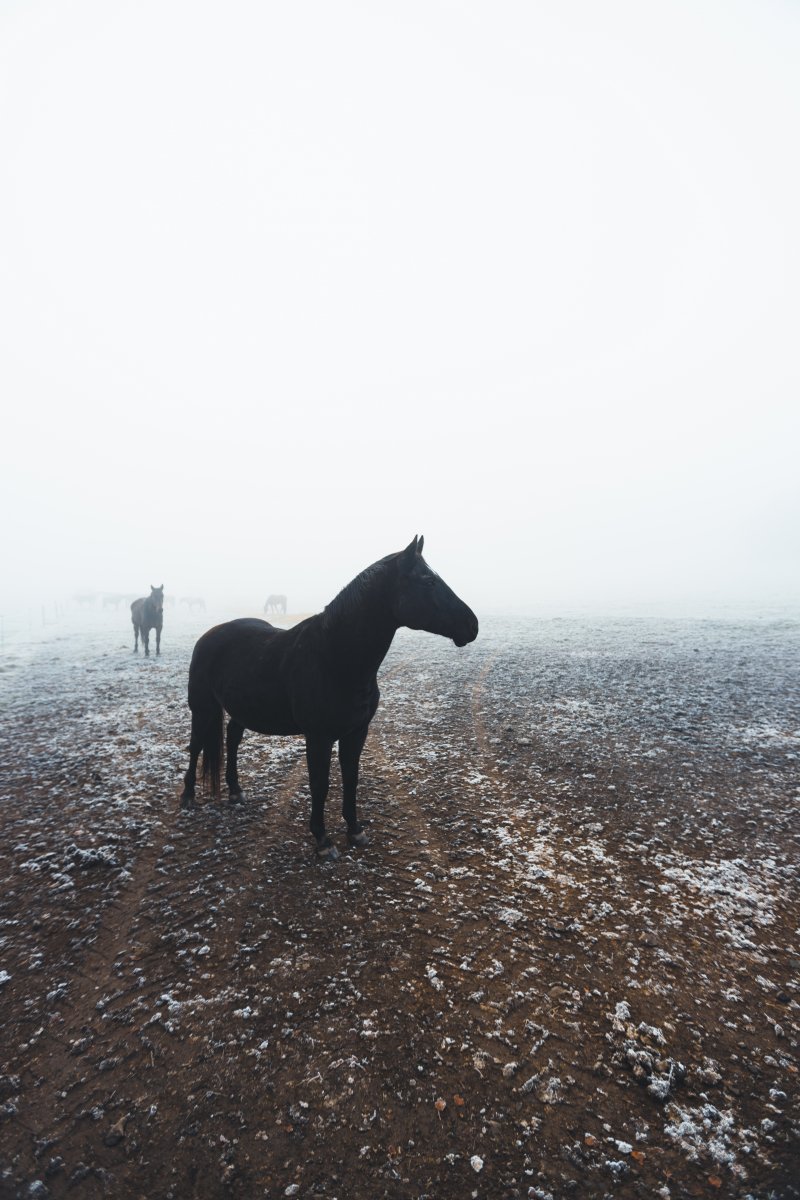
[{"x1": 0, "y1": 608, "x2": 798, "y2": 1199}]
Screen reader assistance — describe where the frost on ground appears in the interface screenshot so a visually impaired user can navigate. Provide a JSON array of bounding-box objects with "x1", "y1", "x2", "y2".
[{"x1": 0, "y1": 607, "x2": 798, "y2": 1199}]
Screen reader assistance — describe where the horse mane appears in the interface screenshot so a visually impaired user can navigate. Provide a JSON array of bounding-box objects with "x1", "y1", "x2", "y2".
[{"x1": 322, "y1": 553, "x2": 397, "y2": 629}]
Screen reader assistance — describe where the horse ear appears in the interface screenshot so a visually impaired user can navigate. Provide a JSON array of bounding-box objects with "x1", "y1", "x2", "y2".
[{"x1": 401, "y1": 536, "x2": 425, "y2": 566}]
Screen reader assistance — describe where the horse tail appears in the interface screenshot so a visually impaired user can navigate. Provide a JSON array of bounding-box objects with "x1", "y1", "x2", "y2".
[
  {"x1": 187, "y1": 631, "x2": 225, "y2": 798},
  {"x1": 200, "y1": 701, "x2": 225, "y2": 799}
]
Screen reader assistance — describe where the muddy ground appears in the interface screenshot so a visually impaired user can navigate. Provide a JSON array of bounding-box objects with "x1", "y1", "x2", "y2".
[{"x1": 0, "y1": 609, "x2": 798, "y2": 1199}]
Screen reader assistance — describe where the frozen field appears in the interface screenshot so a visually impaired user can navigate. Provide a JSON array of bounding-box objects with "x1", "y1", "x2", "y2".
[{"x1": 0, "y1": 607, "x2": 798, "y2": 1198}]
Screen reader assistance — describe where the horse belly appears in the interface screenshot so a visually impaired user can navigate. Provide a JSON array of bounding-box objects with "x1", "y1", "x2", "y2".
[
  {"x1": 230, "y1": 701, "x2": 302, "y2": 737},
  {"x1": 217, "y1": 674, "x2": 301, "y2": 737},
  {"x1": 290, "y1": 679, "x2": 380, "y2": 742}
]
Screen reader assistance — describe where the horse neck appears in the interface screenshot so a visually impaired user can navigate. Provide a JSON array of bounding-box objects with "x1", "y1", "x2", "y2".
[{"x1": 322, "y1": 569, "x2": 398, "y2": 678}]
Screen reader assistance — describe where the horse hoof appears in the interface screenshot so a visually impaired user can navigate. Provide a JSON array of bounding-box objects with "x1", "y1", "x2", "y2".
[
  {"x1": 348, "y1": 829, "x2": 369, "y2": 848},
  {"x1": 229, "y1": 789, "x2": 244, "y2": 805},
  {"x1": 316, "y1": 841, "x2": 339, "y2": 862},
  {"x1": 180, "y1": 793, "x2": 195, "y2": 810}
]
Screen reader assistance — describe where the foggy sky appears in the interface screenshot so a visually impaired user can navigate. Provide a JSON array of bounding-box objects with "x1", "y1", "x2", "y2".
[{"x1": 2, "y1": 0, "x2": 798, "y2": 618}]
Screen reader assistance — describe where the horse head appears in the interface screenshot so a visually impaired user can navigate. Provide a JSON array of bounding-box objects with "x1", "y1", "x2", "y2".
[
  {"x1": 150, "y1": 584, "x2": 165, "y2": 616},
  {"x1": 393, "y1": 537, "x2": 478, "y2": 647}
]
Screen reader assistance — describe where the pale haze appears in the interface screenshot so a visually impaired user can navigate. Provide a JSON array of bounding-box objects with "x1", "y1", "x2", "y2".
[{"x1": 2, "y1": 0, "x2": 798, "y2": 620}]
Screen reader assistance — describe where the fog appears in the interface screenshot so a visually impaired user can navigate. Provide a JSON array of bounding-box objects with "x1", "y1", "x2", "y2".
[{"x1": 2, "y1": 0, "x2": 798, "y2": 621}]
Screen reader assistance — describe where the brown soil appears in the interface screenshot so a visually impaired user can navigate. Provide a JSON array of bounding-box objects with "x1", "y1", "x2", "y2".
[{"x1": 0, "y1": 613, "x2": 798, "y2": 1199}]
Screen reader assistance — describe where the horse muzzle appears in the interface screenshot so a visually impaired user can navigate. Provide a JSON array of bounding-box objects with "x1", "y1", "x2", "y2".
[{"x1": 452, "y1": 611, "x2": 479, "y2": 647}]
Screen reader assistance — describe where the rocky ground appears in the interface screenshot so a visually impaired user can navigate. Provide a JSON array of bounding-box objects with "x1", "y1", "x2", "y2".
[{"x1": 0, "y1": 608, "x2": 798, "y2": 1199}]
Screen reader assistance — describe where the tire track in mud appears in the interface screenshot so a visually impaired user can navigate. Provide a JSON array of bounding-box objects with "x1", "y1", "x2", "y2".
[
  {"x1": 1, "y1": 727, "x2": 317, "y2": 1156},
  {"x1": 338, "y1": 652, "x2": 610, "y2": 1154},
  {"x1": 360, "y1": 652, "x2": 529, "y2": 995},
  {"x1": 0, "y1": 819, "x2": 181, "y2": 1156},
  {"x1": 3, "y1": 807, "x2": 186, "y2": 1111}
]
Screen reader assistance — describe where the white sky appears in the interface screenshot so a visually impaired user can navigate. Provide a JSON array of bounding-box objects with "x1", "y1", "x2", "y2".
[{"x1": 2, "y1": 0, "x2": 798, "y2": 616}]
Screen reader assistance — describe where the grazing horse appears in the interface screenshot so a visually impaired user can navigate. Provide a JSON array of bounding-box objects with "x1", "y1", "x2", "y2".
[
  {"x1": 181, "y1": 537, "x2": 478, "y2": 857},
  {"x1": 131, "y1": 585, "x2": 164, "y2": 656},
  {"x1": 263, "y1": 593, "x2": 287, "y2": 615}
]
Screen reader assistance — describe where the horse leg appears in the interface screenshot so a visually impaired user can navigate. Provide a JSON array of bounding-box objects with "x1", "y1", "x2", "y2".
[
  {"x1": 226, "y1": 720, "x2": 245, "y2": 802},
  {"x1": 305, "y1": 735, "x2": 336, "y2": 858},
  {"x1": 181, "y1": 715, "x2": 204, "y2": 808},
  {"x1": 339, "y1": 724, "x2": 369, "y2": 847},
  {"x1": 143, "y1": 626, "x2": 150, "y2": 656},
  {"x1": 133, "y1": 621, "x2": 139, "y2": 652},
  {"x1": 156, "y1": 622, "x2": 162, "y2": 656}
]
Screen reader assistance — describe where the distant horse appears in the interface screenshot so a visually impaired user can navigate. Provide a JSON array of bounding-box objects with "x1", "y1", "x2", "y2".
[
  {"x1": 263, "y1": 594, "x2": 287, "y2": 615},
  {"x1": 131, "y1": 585, "x2": 164, "y2": 656},
  {"x1": 181, "y1": 537, "x2": 478, "y2": 857},
  {"x1": 181, "y1": 596, "x2": 206, "y2": 612}
]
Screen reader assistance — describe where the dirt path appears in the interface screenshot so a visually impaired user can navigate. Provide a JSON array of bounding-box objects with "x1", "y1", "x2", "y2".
[{"x1": 0, "y1": 614, "x2": 798, "y2": 1198}]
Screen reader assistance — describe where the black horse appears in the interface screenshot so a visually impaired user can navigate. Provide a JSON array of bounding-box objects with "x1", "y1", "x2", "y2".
[
  {"x1": 180, "y1": 537, "x2": 478, "y2": 856},
  {"x1": 131, "y1": 585, "x2": 164, "y2": 656}
]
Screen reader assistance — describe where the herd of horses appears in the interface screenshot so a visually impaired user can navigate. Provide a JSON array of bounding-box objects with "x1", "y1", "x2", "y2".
[
  {"x1": 99, "y1": 592, "x2": 204, "y2": 612},
  {"x1": 129, "y1": 538, "x2": 478, "y2": 857},
  {"x1": 127, "y1": 591, "x2": 274, "y2": 655}
]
